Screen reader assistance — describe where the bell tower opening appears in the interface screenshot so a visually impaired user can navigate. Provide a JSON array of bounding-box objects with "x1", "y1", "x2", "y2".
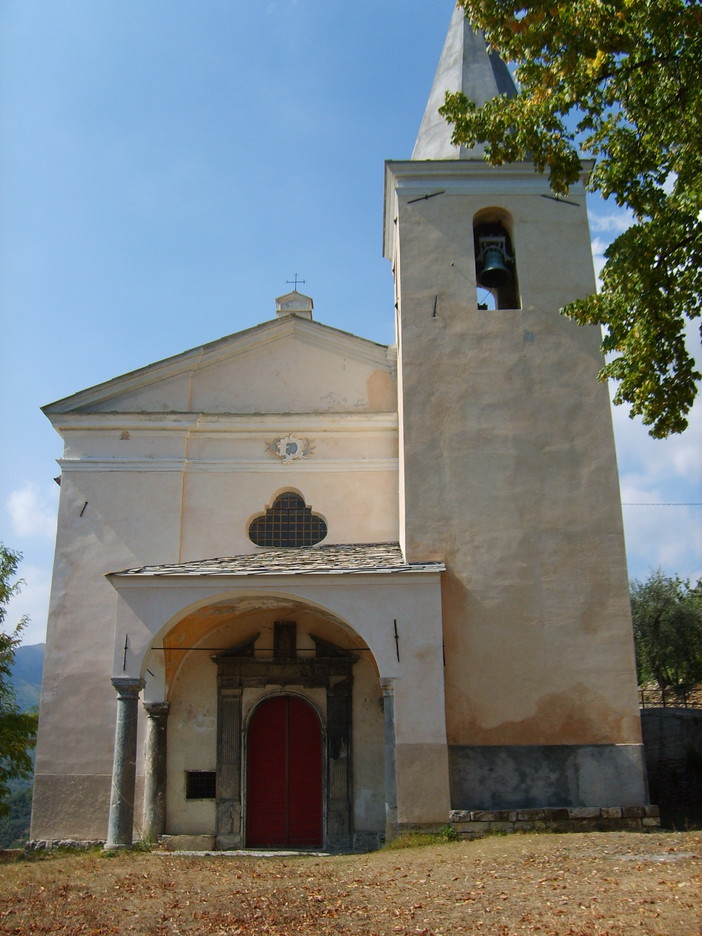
[{"x1": 473, "y1": 208, "x2": 520, "y2": 310}]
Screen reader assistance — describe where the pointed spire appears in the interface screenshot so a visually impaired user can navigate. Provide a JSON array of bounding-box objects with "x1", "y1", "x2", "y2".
[{"x1": 412, "y1": 6, "x2": 516, "y2": 160}]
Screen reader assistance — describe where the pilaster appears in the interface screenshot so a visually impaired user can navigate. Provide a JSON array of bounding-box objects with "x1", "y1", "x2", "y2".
[
  {"x1": 216, "y1": 687, "x2": 243, "y2": 849},
  {"x1": 381, "y1": 678, "x2": 398, "y2": 840},
  {"x1": 326, "y1": 678, "x2": 353, "y2": 850}
]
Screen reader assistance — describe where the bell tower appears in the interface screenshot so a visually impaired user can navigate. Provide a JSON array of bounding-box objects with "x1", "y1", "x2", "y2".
[{"x1": 384, "y1": 8, "x2": 648, "y2": 811}]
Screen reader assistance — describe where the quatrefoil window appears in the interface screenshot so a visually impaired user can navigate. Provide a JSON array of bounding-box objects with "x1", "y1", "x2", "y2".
[{"x1": 248, "y1": 492, "x2": 327, "y2": 548}]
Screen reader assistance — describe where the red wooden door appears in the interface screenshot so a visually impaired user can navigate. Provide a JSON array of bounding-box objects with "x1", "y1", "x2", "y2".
[{"x1": 246, "y1": 695, "x2": 323, "y2": 847}]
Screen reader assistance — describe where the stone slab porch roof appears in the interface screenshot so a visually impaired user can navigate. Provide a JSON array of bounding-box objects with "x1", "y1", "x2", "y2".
[{"x1": 111, "y1": 543, "x2": 445, "y2": 578}]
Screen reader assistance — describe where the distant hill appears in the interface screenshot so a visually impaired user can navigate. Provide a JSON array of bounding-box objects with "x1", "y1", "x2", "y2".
[
  {"x1": 9, "y1": 642, "x2": 45, "y2": 712},
  {"x1": 0, "y1": 643, "x2": 44, "y2": 847}
]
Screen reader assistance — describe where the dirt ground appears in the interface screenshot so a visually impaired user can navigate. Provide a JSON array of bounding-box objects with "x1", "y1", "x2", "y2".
[{"x1": 0, "y1": 831, "x2": 700, "y2": 936}]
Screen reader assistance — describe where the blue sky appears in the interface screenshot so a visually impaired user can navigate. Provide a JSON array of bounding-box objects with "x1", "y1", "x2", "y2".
[{"x1": 2, "y1": 0, "x2": 700, "y2": 646}]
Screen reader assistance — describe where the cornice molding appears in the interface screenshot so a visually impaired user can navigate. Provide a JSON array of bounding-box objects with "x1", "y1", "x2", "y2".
[
  {"x1": 49, "y1": 411, "x2": 399, "y2": 433},
  {"x1": 57, "y1": 456, "x2": 399, "y2": 474},
  {"x1": 386, "y1": 159, "x2": 594, "y2": 185},
  {"x1": 383, "y1": 160, "x2": 592, "y2": 259}
]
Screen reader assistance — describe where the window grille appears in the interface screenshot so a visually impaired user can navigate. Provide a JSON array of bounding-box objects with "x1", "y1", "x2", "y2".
[
  {"x1": 274, "y1": 621, "x2": 297, "y2": 658},
  {"x1": 248, "y1": 492, "x2": 327, "y2": 547},
  {"x1": 185, "y1": 771, "x2": 216, "y2": 799}
]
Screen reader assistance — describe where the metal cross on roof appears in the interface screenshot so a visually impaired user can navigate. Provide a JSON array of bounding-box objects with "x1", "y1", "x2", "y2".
[{"x1": 286, "y1": 273, "x2": 306, "y2": 291}]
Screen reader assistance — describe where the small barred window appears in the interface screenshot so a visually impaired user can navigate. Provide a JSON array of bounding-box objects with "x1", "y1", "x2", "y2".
[
  {"x1": 248, "y1": 492, "x2": 327, "y2": 548},
  {"x1": 185, "y1": 771, "x2": 216, "y2": 799}
]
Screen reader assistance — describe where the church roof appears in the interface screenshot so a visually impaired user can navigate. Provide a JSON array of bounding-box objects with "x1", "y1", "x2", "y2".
[
  {"x1": 110, "y1": 543, "x2": 445, "y2": 577},
  {"x1": 412, "y1": 6, "x2": 517, "y2": 161}
]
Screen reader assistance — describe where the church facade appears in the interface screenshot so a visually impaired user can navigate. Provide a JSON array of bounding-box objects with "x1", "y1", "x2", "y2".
[{"x1": 31, "y1": 8, "x2": 650, "y2": 851}]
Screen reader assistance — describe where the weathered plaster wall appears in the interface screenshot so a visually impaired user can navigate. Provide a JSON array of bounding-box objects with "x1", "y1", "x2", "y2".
[
  {"x1": 32, "y1": 320, "x2": 401, "y2": 842},
  {"x1": 449, "y1": 744, "x2": 648, "y2": 810},
  {"x1": 31, "y1": 462, "x2": 183, "y2": 840},
  {"x1": 32, "y1": 388, "x2": 445, "y2": 841},
  {"x1": 385, "y1": 162, "x2": 645, "y2": 807}
]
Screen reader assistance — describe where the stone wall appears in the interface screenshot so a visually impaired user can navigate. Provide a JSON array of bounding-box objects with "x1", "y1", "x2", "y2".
[
  {"x1": 448, "y1": 805, "x2": 660, "y2": 838},
  {"x1": 448, "y1": 744, "x2": 648, "y2": 810},
  {"x1": 641, "y1": 708, "x2": 702, "y2": 828}
]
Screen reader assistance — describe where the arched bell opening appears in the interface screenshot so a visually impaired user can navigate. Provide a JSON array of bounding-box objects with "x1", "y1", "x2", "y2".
[
  {"x1": 157, "y1": 595, "x2": 385, "y2": 851},
  {"x1": 473, "y1": 208, "x2": 520, "y2": 310}
]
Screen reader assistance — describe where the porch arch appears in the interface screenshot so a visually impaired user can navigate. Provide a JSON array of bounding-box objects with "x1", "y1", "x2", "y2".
[
  {"x1": 153, "y1": 595, "x2": 381, "y2": 851},
  {"x1": 141, "y1": 589, "x2": 380, "y2": 690}
]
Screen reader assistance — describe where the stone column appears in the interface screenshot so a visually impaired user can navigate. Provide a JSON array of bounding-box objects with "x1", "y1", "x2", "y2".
[
  {"x1": 105, "y1": 677, "x2": 145, "y2": 850},
  {"x1": 216, "y1": 686, "x2": 243, "y2": 849},
  {"x1": 380, "y1": 678, "x2": 398, "y2": 841},
  {"x1": 142, "y1": 702, "x2": 170, "y2": 843}
]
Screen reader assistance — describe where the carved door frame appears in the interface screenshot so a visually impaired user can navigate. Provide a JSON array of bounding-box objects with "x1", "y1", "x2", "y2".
[{"x1": 213, "y1": 635, "x2": 355, "y2": 850}]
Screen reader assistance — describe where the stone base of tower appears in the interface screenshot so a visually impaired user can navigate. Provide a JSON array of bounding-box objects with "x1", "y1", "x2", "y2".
[
  {"x1": 448, "y1": 743, "x2": 649, "y2": 811},
  {"x1": 447, "y1": 804, "x2": 661, "y2": 838}
]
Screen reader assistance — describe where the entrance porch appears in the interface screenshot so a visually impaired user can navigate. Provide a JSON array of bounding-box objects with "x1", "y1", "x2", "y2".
[{"x1": 104, "y1": 544, "x2": 449, "y2": 850}]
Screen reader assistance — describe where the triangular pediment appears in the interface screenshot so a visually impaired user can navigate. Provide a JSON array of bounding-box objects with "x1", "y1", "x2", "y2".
[{"x1": 43, "y1": 316, "x2": 396, "y2": 418}]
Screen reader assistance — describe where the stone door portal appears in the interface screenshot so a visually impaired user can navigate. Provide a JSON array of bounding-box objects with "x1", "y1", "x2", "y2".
[
  {"x1": 214, "y1": 629, "x2": 356, "y2": 850},
  {"x1": 246, "y1": 695, "x2": 323, "y2": 847}
]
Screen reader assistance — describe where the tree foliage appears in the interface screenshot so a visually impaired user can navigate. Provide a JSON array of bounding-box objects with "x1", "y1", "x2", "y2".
[
  {"x1": 440, "y1": 0, "x2": 702, "y2": 437},
  {"x1": 630, "y1": 569, "x2": 702, "y2": 698},
  {"x1": 0, "y1": 544, "x2": 38, "y2": 817}
]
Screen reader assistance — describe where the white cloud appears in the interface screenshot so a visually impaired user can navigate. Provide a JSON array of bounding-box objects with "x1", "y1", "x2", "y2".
[
  {"x1": 603, "y1": 281, "x2": 702, "y2": 583},
  {"x1": 590, "y1": 237, "x2": 609, "y2": 287},
  {"x1": 3, "y1": 562, "x2": 51, "y2": 645},
  {"x1": 612, "y1": 395, "x2": 702, "y2": 583},
  {"x1": 590, "y1": 236, "x2": 610, "y2": 256},
  {"x1": 7, "y1": 482, "x2": 58, "y2": 541},
  {"x1": 588, "y1": 209, "x2": 634, "y2": 236},
  {"x1": 612, "y1": 375, "x2": 702, "y2": 485},
  {"x1": 621, "y1": 494, "x2": 702, "y2": 584},
  {"x1": 588, "y1": 207, "x2": 634, "y2": 288}
]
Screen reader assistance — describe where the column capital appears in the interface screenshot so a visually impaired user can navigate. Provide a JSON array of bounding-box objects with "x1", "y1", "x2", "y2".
[
  {"x1": 111, "y1": 677, "x2": 145, "y2": 700},
  {"x1": 380, "y1": 677, "x2": 396, "y2": 696},
  {"x1": 220, "y1": 686, "x2": 243, "y2": 699},
  {"x1": 143, "y1": 701, "x2": 170, "y2": 719}
]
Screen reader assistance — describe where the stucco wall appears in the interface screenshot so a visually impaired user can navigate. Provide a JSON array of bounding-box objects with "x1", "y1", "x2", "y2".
[
  {"x1": 32, "y1": 319, "x2": 401, "y2": 842},
  {"x1": 385, "y1": 161, "x2": 645, "y2": 807}
]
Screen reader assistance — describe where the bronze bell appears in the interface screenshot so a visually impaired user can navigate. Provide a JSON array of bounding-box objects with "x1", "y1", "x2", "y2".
[{"x1": 477, "y1": 236, "x2": 512, "y2": 288}]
